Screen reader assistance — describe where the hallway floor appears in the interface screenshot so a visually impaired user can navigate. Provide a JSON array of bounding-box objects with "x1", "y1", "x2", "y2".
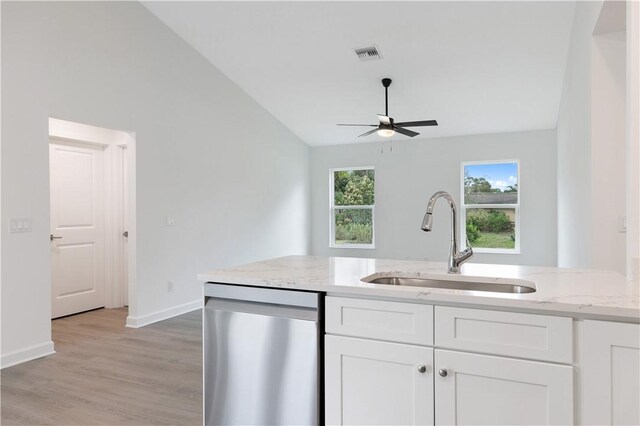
[{"x1": 1, "y1": 308, "x2": 202, "y2": 425}]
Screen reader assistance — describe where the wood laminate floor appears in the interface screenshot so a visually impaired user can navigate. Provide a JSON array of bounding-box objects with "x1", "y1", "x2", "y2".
[{"x1": 1, "y1": 308, "x2": 202, "y2": 426}]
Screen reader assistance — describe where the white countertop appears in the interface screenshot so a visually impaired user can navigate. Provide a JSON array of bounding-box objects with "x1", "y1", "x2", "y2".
[{"x1": 198, "y1": 255, "x2": 640, "y2": 322}]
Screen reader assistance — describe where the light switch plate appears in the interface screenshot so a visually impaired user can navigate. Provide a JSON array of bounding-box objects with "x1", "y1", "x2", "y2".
[
  {"x1": 165, "y1": 216, "x2": 175, "y2": 226},
  {"x1": 9, "y1": 218, "x2": 32, "y2": 233}
]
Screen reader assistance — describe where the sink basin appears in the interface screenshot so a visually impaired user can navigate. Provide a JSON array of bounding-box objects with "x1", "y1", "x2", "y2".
[{"x1": 362, "y1": 276, "x2": 536, "y2": 294}]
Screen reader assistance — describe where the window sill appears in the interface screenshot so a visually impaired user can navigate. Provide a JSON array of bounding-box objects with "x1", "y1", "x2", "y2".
[
  {"x1": 472, "y1": 248, "x2": 521, "y2": 255},
  {"x1": 330, "y1": 244, "x2": 376, "y2": 250}
]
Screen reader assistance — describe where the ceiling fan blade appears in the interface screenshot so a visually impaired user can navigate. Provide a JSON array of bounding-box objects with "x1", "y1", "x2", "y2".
[
  {"x1": 394, "y1": 120, "x2": 438, "y2": 127},
  {"x1": 377, "y1": 114, "x2": 392, "y2": 125},
  {"x1": 393, "y1": 126, "x2": 419, "y2": 137},
  {"x1": 337, "y1": 124, "x2": 377, "y2": 127},
  {"x1": 358, "y1": 128, "x2": 380, "y2": 137}
]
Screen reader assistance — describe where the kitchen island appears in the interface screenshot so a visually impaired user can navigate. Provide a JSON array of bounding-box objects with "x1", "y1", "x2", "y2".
[
  {"x1": 199, "y1": 255, "x2": 639, "y2": 322},
  {"x1": 199, "y1": 255, "x2": 640, "y2": 425}
]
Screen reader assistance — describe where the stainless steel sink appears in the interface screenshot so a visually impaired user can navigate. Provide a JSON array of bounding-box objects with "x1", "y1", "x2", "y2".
[{"x1": 363, "y1": 276, "x2": 536, "y2": 294}]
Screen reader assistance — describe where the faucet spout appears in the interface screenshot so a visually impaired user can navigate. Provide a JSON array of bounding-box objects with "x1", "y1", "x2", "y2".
[
  {"x1": 421, "y1": 191, "x2": 473, "y2": 273},
  {"x1": 420, "y1": 212, "x2": 433, "y2": 232}
]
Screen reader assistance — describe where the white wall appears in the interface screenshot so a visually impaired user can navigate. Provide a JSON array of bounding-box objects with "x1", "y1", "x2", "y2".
[
  {"x1": 556, "y1": 1, "x2": 603, "y2": 269},
  {"x1": 1, "y1": 2, "x2": 310, "y2": 367},
  {"x1": 591, "y1": 30, "x2": 627, "y2": 275},
  {"x1": 310, "y1": 130, "x2": 557, "y2": 267},
  {"x1": 557, "y1": 0, "x2": 638, "y2": 277}
]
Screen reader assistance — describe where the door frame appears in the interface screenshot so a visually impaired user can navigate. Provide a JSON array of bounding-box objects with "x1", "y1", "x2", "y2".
[
  {"x1": 48, "y1": 118, "x2": 136, "y2": 314},
  {"x1": 118, "y1": 144, "x2": 129, "y2": 306}
]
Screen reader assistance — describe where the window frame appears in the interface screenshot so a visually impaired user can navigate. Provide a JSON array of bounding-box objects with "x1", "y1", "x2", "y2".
[
  {"x1": 329, "y1": 166, "x2": 376, "y2": 249},
  {"x1": 460, "y1": 159, "x2": 521, "y2": 254}
]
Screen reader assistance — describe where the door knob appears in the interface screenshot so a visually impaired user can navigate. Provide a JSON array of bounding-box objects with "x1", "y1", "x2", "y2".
[
  {"x1": 439, "y1": 368, "x2": 448, "y2": 377},
  {"x1": 417, "y1": 365, "x2": 427, "y2": 374},
  {"x1": 50, "y1": 234, "x2": 62, "y2": 241},
  {"x1": 122, "y1": 231, "x2": 129, "y2": 237}
]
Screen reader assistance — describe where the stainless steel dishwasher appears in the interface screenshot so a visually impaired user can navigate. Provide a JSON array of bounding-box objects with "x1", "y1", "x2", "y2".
[{"x1": 204, "y1": 283, "x2": 322, "y2": 426}]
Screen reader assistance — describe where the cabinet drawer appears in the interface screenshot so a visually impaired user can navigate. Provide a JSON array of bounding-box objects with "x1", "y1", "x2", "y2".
[
  {"x1": 435, "y1": 306, "x2": 572, "y2": 363},
  {"x1": 326, "y1": 296, "x2": 433, "y2": 346}
]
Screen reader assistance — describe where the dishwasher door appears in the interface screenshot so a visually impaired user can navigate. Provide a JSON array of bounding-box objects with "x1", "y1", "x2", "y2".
[{"x1": 204, "y1": 284, "x2": 321, "y2": 426}]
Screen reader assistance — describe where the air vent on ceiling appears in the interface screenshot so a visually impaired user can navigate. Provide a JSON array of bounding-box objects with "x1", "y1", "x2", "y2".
[{"x1": 354, "y1": 46, "x2": 382, "y2": 61}]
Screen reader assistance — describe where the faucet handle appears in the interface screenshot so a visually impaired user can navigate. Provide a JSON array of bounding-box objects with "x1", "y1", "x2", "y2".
[
  {"x1": 455, "y1": 243, "x2": 474, "y2": 265},
  {"x1": 464, "y1": 237, "x2": 473, "y2": 251}
]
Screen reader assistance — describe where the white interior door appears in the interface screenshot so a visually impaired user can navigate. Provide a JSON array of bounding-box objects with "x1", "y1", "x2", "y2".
[{"x1": 50, "y1": 141, "x2": 106, "y2": 318}]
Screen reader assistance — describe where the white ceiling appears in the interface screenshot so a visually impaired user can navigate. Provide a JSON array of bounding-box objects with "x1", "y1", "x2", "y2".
[{"x1": 143, "y1": 1, "x2": 576, "y2": 146}]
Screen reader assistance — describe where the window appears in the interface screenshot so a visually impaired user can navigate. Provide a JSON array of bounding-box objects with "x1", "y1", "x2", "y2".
[
  {"x1": 461, "y1": 161, "x2": 519, "y2": 253},
  {"x1": 330, "y1": 167, "x2": 375, "y2": 248}
]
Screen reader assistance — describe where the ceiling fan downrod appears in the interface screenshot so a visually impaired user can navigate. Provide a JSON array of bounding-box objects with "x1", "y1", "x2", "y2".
[{"x1": 382, "y1": 78, "x2": 392, "y2": 117}]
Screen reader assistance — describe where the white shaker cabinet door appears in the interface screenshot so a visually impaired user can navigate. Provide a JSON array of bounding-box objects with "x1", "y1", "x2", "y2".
[
  {"x1": 582, "y1": 320, "x2": 640, "y2": 425},
  {"x1": 325, "y1": 335, "x2": 434, "y2": 426},
  {"x1": 434, "y1": 349, "x2": 573, "y2": 425}
]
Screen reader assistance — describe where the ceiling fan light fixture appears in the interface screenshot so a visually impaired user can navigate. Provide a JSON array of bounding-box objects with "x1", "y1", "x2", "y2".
[{"x1": 377, "y1": 128, "x2": 396, "y2": 137}]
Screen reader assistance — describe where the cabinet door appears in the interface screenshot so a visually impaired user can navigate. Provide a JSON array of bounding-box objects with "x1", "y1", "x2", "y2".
[
  {"x1": 325, "y1": 335, "x2": 433, "y2": 426},
  {"x1": 583, "y1": 320, "x2": 640, "y2": 425},
  {"x1": 435, "y1": 349, "x2": 573, "y2": 425}
]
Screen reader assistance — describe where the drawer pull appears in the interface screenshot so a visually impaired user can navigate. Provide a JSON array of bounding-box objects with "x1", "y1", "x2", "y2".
[
  {"x1": 439, "y1": 368, "x2": 448, "y2": 377},
  {"x1": 417, "y1": 365, "x2": 427, "y2": 374}
]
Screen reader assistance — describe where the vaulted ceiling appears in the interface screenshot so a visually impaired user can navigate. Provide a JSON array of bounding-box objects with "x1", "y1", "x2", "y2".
[{"x1": 143, "y1": 1, "x2": 576, "y2": 146}]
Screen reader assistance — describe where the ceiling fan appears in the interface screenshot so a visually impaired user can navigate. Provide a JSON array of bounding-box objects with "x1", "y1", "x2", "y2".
[{"x1": 337, "y1": 78, "x2": 438, "y2": 138}]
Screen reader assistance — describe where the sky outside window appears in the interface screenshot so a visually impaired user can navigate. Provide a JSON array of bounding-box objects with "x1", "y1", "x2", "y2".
[{"x1": 464, "y1": 162, "x2": 518, "y2": 192}]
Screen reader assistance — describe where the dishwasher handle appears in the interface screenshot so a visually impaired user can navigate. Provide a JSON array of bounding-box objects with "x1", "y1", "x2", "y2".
[
  {"x1": 204, "y1": 283, "x2": 318, "y2": 309},
  {"x1": 205, "y1": 298, "x2": 318, "y2": 322}
]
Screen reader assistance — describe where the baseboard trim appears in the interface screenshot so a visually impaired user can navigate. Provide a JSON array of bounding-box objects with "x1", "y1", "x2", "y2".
[
  {"x1": 125, "y1": 299, "x2": 202, "y2": 328},
  {"x1": 1, "y1": 341, "x2": 56, "y2": 369}
]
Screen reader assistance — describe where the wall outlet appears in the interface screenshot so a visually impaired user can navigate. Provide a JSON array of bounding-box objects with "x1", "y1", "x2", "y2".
[{"x1": 167, "y1": 281, "x2": 174, "y2": 292}]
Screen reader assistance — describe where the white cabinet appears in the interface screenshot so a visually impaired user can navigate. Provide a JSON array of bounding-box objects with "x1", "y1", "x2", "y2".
[
  {"x1": 325, "y1": 335, "x2": 434, "y2": 426},
  {"x1": 434, "y1": 349, "x2": 573, "y2": 425},
  {"x1": 582, "y1": 320, "x2": 640, "y2": 425},
  {"x1": 324, "y1": 297, "x2": 640, "y2": 426}
]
